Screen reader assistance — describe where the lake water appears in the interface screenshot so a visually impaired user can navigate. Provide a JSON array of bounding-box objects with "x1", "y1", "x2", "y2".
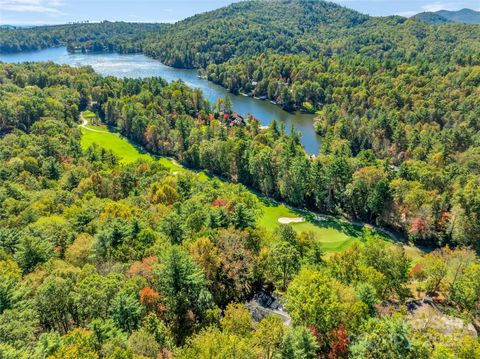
[{"x1": 0, "y1": 47, "x2": 321, "y2": 154}]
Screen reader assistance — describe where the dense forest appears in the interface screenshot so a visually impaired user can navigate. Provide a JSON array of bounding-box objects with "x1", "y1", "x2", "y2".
[
  {"x1": 0, "y1": 22, "x2": 165, "y2": 54},
  {"x1": 414, "y1": 9, "x2": 480, "y2": 25},
  {"x1": 0, "y1": 61, "x2": 479, "y2": 358},
  {"x1": 144, "y1": 1, "x2": 480, "y2": 68},
  {"x1": 413, "y1": 12, "x2": 453, "y2": 24},
  {"x1": 0, "y1": 0, "x2": 473, "y2": 249},
  {"x1": 139, "y1": 0, "x2": 480, "y2": 248},
  {"x1": 98, "y1": 55, "x2": 480, "y2": 251},
  {"x1": 1, "y1": 0, "x2": 480, "y2": 357}
]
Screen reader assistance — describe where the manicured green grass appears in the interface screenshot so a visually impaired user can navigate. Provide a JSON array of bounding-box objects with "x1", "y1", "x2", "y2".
[
  {"x1": 257, "y1": 198, "x2": 426, "y2": 256},
  {"x1": 82, "y1": 110, "x2": 96, "y2": 119},
  {"x1": 158, "y1": 157, "x2": 184, "y2": 172},
  {"x1": 79, "y1": 114, "x2": 424, "y2": 257},
  {"x1": 80, "y1": 113, "x2": 185, "y2": 173},
  {"x1": 258, "y1": 200, "x2": 363, "y2": 252},
  {"x1": 81, "y1": 126, "x2": 152, "y2": 164}
]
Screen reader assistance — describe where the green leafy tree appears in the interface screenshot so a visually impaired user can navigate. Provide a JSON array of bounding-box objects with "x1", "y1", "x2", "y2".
[
  {"x1": 0, "y1": 258, "x2": 21, "y2": 314},
  {"x1": 34, "y1": 331, "x2": 61, "y2": 359},
  {"x1": 349, "y1": 317, "x2": 428, "y2": 359},
  {"x1": 276, "y1": 326, "x2": 319, "y2": 359},
  {"x1": 253, "y1": 315, "x2": 285, "y2": 359},
  {"x1": 449, "y1": 263, "x2": 480, "y2": 314},
  {"x1": 266, "y1": 241, "x2": 301, "y2": 291},
  {"x1": 36, "y1": 275, "x2": 76, "y2": 333},
  {"x1": 15, "y1": 236, "x2": 55, "y2": 274},
  {"x1": 285, "y1": 269, "x2": 367, "y2": 336},
  {"x1": 155, "y1": 247, "x2": 214, "y2": 343},
  {"x1": 111, "y1": 292, "x2": 143, "y2": 333},
  {"x1": 128, "y1": 329, "x2": 161, "y2": 358},
  {"x1": 178, "y1": 327, "x2": 257, "y2": 359},
  {"x1": 220, "y1": 303, "x2": 253, "y2": 337}
]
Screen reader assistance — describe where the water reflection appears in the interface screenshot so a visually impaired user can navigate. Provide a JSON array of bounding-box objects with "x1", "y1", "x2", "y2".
[{"x1": 0, "y1": 47, "x2": 321, "y2": 154}]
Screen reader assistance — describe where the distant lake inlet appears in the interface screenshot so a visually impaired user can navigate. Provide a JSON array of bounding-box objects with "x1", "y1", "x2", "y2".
[{"x1": 0, "y1": 47, "x2": 321, "y2": 154}]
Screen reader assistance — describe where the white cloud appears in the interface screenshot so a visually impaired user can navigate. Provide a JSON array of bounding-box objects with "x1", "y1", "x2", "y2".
[
  {"x1": 421, "y1": 2, "x2": 458, "y2": 12},
  {"x1": 397, "y1": 11, "x2": 417, "y2": 17},
  {"x1": 0, "y1": 0, "x2": 65, "y2": 14}
]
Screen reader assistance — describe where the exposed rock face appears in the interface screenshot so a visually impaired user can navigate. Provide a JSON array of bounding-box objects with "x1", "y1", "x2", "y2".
[{"x1": 407, "y1": 300, "x2": 477, "y2": 338}]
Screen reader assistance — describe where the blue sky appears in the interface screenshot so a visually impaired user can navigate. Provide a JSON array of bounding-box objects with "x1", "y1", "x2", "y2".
[{"x1": 0, "y1": 0, "x2": 479, "y2": 25}]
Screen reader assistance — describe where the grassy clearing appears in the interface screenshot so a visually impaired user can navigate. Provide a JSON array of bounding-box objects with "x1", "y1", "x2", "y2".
[
  {"x1": 79, "y1": 112, "x2": 425, "y2": 257},
  {"x1": 81, "y1": 126, "x2": 185, "y2": 173},
  {"x1": 81, "y1": 125, "x2": 152, "y2": 164},
  {"x1": 81, "y1": 112, "x2": 184, "y2": 171},
  {"x1": 82, "y1": 110, "x2": 96, "y2": 119},
  {"x1": 258, "y1": 199, "x2": 364, "y2": 252},
  {"x1": 257, "y1": 200, "x2": 425, "y2": 256}
]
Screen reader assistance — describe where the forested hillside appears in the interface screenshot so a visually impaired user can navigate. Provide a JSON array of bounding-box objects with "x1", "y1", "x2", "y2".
[
  {"x1": 138, "y1": 1, "x2": 480, "y2": 251},
  {"x1": 1, "y1": 61, "x2": 479, "y2": 359},
  {"x1": 145, "y1": 0, "x2": 480, "y2": 68},
  {"x1": 435, "y1": 9, "x2": 480, "y2": 24},
  {"x1": 143, "y1": 0, "x2": 369, "y2": 68},
  {"x1": 415, "y1": 9, "x2": 480, "y2": 25},
  {"x1": 1, "y1": 1, "x2": 480, "y2": 253},
  {"x1": 1, "y1": 0, "x2": 480, "y2": 357},
  {"x1": 413, "y1": 12, "x2": 452, "y2": 24},
  {"x1": 0, "y1": 22, "x2": 165, "y2": 54}
]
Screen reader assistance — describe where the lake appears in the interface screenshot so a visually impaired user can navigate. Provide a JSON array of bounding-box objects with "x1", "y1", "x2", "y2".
[{"x1": 0, "y1": 47, "x2": 321, "y2": 154}]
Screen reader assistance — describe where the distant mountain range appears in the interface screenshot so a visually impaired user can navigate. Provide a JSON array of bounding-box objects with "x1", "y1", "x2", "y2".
[{"x1": 414, "y1": 8, "x2": 480, "y2": 24}]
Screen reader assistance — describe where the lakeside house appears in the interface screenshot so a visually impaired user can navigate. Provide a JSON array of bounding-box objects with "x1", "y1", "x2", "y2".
[{"x1": 226, "y1": 112, "x2": 246, "y2": 127}]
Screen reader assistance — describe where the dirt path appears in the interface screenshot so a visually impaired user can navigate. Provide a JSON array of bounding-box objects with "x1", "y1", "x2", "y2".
[
  {"x1": 278, "y1": 217, "x2": 305, "y2": 224},
  {"x1": 78, "y1": 111, "x2": 425, "y2": 254},
  {"x1": 79, "y1": 112, "x2": 110, "y2": 133}
]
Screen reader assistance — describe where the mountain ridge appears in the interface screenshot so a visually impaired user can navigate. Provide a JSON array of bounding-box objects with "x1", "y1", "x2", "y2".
[
  {"x1": 142, "y1": 0, "x2": 480, "y2": 69},
  {"x1": 414, "y1": 8, "x2": 480, "y2": 24}
]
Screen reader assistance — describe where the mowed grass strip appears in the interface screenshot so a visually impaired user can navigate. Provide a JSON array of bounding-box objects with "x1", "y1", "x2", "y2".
[
  {"x1": 258, "y1": 200, "x2": 362, "y2": 252},
  {"x1": 79, "y1": 116, "x2": 424, "y2": 257},
  {"x1": 81, "y1": 125, "x2": 152, "y2": 164}
]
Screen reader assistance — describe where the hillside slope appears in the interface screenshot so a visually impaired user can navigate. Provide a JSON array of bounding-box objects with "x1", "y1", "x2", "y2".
[
  {"x1": 144, "y1": 0, "x2": 370, "y2": 68},
  {"x1": 144, "y1": 0, "x2": 480, "y2": 68},
  {"x1": 413, "y1": 12, "x2": 452, "y2": 24},
  {"x1": 0, "y1": 21, "x2": 166, "y2": 53},
  {"x1": 414, "y1": 8, "x2": 480, "y2": 25},
  {"x1": 436, "y1": 8, "x2": 480, "y2": 24}
]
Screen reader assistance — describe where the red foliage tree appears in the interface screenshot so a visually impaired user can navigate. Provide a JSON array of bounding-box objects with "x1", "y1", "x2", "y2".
[
  {"x1": 211, "y1": 198, "x2": 228, "y2": 207},
  {"x1": 328, "y1": 325, "x2": 349, "y2": 359},
  {"x1": 307, "y1": 324, "x2": 323, "y2": 347},
  {"x1": 409, "y1": 217, "x2": 429, "y2": 239},
  {"x1": 127, "y1": 256, "x2": 159, "y2": 284},
  {"x1": 410, "y1": 263, "x2": 424, "y2": 279},
  {"x1": 140, "y1": 287, "x2": 164, "y2": 316}
]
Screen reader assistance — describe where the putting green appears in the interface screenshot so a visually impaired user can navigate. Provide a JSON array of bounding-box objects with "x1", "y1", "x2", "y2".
[
  {"x1": 258, "y1": 200, "x2": 365, "y2": 252},
  {"x1": 79, "y1": 112, "x2": 423, "y2": 256}
]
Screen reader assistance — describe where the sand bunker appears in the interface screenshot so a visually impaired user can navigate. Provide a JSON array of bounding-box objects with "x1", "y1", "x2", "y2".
[{"x1": 278, "y1": 217, "x2": 305, "y2": 224}]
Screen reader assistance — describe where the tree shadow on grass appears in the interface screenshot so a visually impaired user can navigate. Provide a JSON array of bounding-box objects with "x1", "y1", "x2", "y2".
[
  {"x1": 302, "y1": 211, "x2": 364, "y2": 239},
  {"x1": 93, "y1": 121, "x2": 409, "y2": 248},
  {"x1": 258, "y1": 196, "x2": 369, "y2": 240}
]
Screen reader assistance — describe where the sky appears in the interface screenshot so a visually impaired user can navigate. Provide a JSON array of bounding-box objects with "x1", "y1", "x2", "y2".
[{"x1": 0, "y1": 0, "x2": 479, "y2": 25}]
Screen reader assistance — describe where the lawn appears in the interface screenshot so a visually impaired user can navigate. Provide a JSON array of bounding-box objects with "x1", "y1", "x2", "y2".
[
  {"x1": 80, "y1": 114, "x2": 182, "y2": 172},
  {"x1": 79, "y1": 113, "x2": 425, "y2": 257},
  {"x1": 257, "y1": 198, "x2": 425, "y2": 257},
  {"x1": 81, "y1": 126, "x2": 152, "y2": 164},
  {"x1": 258, "y1": 200, "x2": 363, "y2": 252}
]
